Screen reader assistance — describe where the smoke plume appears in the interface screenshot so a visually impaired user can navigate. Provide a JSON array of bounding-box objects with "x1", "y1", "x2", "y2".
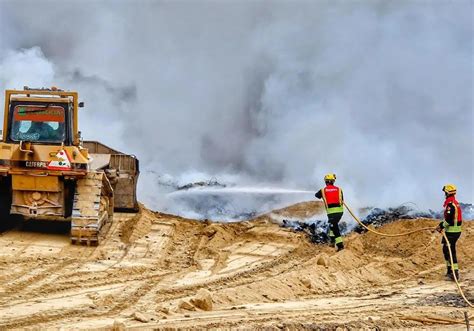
[{"x1": 0, "y1": 1, "x2": 472, "y2": 218}]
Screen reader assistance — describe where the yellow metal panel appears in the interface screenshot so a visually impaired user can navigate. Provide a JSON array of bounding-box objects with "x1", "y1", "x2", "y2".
[
  {"x1": 73, "y1": 93, "x2": 79, "y2": 145},
  {"x1": 6, "y1": 89, "x2": 78, "y2": 98},
  {"x1": 12, "y1": 175, "x2": 60, "y2": 192}
]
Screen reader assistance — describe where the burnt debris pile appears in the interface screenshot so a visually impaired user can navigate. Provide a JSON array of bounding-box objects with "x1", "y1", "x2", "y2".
[
  {"x1": 177, "y1": 179, "x2": 227, "y2": 191},
  {"x1": 282, "y1": 219, "x2": 327, "y2": 244},
  {"x1": 354, "y1": 205, "x2": 437, "y2": 233},
  {"x1": 356, "y1": 202, "x2": 474, "y2": 233},
  {"x1": 282, "y1": 219, "x2": 349, "y2": 244},
  {"x1": 282, "y1": 203, "x2": 473, "y2": 244}
]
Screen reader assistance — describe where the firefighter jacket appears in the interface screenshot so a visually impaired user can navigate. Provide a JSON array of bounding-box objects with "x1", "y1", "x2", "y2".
[
  {"x1": 315, "y1": 185, "x2": 344, "y2": 215},
  {"x1": 440, "y1": 196, "x2": 462, "y2": 233}
]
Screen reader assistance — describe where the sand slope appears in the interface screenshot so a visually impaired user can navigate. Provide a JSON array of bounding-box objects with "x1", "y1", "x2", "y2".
[{"x1": 0, "y1": 202, "x2": 472, "y2": 329}]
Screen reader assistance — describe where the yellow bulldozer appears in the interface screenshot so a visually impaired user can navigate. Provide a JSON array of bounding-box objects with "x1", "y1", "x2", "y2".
[{"x1": 0, "y1": 87, "x2": 139, "y2": 245}]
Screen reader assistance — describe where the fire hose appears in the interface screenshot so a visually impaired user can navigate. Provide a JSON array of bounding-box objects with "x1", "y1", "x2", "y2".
[{"x1": 343, "y1": 202, "x2": 473, "y2": 309}]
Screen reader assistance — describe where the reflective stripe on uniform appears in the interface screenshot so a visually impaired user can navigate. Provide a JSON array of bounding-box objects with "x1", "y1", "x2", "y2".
[
  {"x1": 447, "y1": 226, "x2": 462, "y2": 233},
  {"x1": 446, "y1": 260, "x2": 459, "y2": 270},
  {"x1": 327, "y1": 206, "x2": 344, "y2": 214},
  {"x1": 443, "y1": 220, "x2": 462, "y2": 233},
  {"x1": 335, "y1": 237, "x2": 343, "y2": 244}
]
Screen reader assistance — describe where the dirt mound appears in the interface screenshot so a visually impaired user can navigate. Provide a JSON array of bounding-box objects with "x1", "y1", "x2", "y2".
[
  {"x1": 260, "y1": 200, "x2": 325, "y2": 219},
  {"x1": 0, "y1": 203, "x2": 471, "y2": 329}
]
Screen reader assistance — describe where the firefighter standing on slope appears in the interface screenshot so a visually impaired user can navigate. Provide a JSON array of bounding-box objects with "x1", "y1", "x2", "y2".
[
  {"x1": 315, "y1": 174, "x2": 344, "y2": 251},
  {"x1": 436, "y1": 184, "x2": 463, "y2": 280}
]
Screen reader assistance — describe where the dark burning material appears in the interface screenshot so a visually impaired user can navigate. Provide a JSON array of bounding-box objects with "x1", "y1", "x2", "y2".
[
  {"x1": 282, "y1": 219, "x2": 348, "y2": 244},
  {"x1": 355, "y1": 203, "x2": 474, "y2": 233},
  {"x1": 354, "y1": 205, "x2": 434, "y2": 233},
  {"x1": 282, "y1": 219, "x2": 328, "y2": 243},
  {"x1": 177, "y1": 179, "x2": 226, "y2": 191},
  {"x1": 282, "y1": 203, "x2": 473, "y2": 244}
]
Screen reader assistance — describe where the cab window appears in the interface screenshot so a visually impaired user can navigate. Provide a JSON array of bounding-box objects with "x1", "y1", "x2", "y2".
[{"x1": 10, "y1": 105, "x2": 66, "y2": 143}]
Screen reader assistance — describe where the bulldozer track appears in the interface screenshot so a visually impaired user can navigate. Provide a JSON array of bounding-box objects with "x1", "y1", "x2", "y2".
[{"x1": 71, "y1": 172, "x2": 113, "y2": 246}]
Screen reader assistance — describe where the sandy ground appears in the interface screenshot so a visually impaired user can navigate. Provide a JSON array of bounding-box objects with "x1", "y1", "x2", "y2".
[{"x1": 0, "y1": 201, "x2": 472, "y2": 330}]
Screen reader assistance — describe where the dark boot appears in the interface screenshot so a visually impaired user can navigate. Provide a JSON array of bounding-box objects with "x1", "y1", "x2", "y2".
[
  {"x1": 447, "y1": 270, "x2": 460, "y2": 281},
  {"x1": 453, "y1": 270, "x2": 460, "y2": 281},
  {"x1": 336, "y1": 242, "x2": 344, "y2": 252},
  {"x1": 445, "y1": 267, "x2": 452, "y2": 277}
]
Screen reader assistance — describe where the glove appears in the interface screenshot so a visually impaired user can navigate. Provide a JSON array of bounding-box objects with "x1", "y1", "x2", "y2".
[{"x1": 436, "y1": 225, "x2": 443, "y2": 233}]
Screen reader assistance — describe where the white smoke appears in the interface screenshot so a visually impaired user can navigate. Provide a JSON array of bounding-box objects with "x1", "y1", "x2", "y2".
[
  {"x1": 0, "y1": 1, "x2": 472, "y2": 219},
  {"x1": 0, "y1": 48, "x2": 54, "y2": 89}
]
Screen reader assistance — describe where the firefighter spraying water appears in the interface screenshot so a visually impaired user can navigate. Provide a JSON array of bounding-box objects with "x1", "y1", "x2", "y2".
[{"x1": 315, "y1": 173, "x2": 345, "y2": 251}]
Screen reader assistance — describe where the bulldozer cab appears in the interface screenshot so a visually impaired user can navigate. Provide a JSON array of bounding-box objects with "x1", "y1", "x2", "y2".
[{"x1": 3, "y1": 87, "x2": 81, "y2": 146}]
